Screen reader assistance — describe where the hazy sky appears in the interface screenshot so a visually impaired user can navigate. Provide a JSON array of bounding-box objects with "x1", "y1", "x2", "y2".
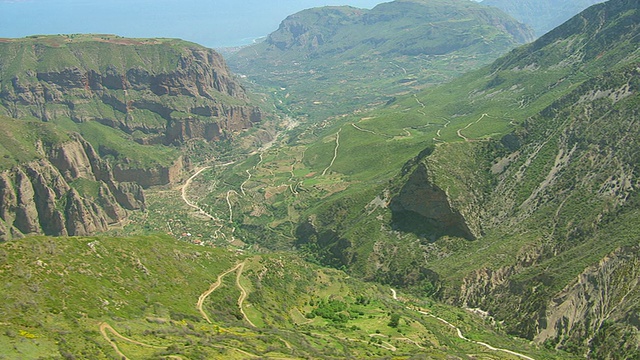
[{"x1": 0, "y1": 0, "x2": 388, "y2": 48}]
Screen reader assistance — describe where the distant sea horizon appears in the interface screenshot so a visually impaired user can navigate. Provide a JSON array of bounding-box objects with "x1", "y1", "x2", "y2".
[{"x1": 0, "y1": 0, "x2": 386, "y2": 49}]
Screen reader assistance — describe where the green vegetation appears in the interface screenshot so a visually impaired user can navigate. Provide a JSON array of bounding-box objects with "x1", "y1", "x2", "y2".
[
  {"x1": 0, "y1": 116, "x2": 70, "y2": 170},
  {"x1": 0, "y1": 236, "x2": 575, "y2": 359},
  {"x1": 1, "y1": 1, "x2": 638, "y2": 359},
  {"x1": 0, "y1": 34, "x2": 261, "y2": 174},
  {"x1": 0, "y1": 34, "x2": 198, "y2": 78},
  {"x1": 165, "y1": 1, "x2": 639, "y2": 358}
]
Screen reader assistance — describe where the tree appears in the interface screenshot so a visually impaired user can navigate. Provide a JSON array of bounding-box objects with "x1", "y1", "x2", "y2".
[{"x1": 388, "y1": 313, "x2": 400, "y2": 328}]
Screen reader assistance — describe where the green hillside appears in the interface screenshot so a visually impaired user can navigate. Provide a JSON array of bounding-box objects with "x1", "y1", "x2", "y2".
[
  {"x1": 0, "y1": 235, "x2": 573, "y2": 359},
  {"x1": 0, "y1": 34, "x2": 261, "y2": 174},
  {"x1": 0, "y1": 116, "x2": 70, "y2": 170},
  {"x1": 229, "y1": 0, "x2": 534, "y2": 120},
  {"x1": 1, "y1": 0, "x2": 639, "y2": 359}
]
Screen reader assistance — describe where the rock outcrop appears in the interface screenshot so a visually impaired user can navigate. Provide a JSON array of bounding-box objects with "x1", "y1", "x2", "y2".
[
  {"x1": 0, "y1": 135, "x2": 144, "y2": 241},
  {"x1": 389, "y1": 163, "x2": 476, "y2": 240}
]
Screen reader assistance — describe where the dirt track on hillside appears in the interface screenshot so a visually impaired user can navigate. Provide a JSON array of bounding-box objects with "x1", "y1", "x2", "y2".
[
  {"x1": 391, "y1": 287, "x2": 536, "y2": 360},
  {"x1": 197, "y1": 262, "x2": 245, "y2": 323},
  {"x1": 99, "y1": 322, "x2": 168, "y2": 360}
]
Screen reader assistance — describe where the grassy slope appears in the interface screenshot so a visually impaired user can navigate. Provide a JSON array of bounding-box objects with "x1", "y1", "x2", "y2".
[
  {"x1": 0, "y1": 116, "x2": 70, "y2": 171},
  {"x1": 180, "y1": 0, "x2": 639, "y2": 255},
  {"x1": 135, "y1": 6, "x2": 640, "y2": 355},
  {"x1": 0, "y1": 235, "x2": 574, "y2": 359}
]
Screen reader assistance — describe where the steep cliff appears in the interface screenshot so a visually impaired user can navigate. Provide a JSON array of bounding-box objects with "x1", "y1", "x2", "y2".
[
  {"x1": 449, "y1": 62, "x2": 640, "y2": 357},
  {"x1": 535, "y1": 246, "x2": 639, "y2": 356},
  {"x1": 278, "y1": 1, "x2": 640, "y2": 357},
  {"x1": 0, "y1": 35, "x2": 262, "y2": 148},
  {"x1": 0, "y1": 35, "x2": 265, "y2": 236},
  {"x1": 0, "y1": 118, "x2": 144, "y2": 241},
  {"x1": 389, "y1": 162, "x2": 476, "y2": 241}
]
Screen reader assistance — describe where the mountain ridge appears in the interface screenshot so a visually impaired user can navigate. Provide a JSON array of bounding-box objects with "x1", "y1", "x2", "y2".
[
  {"x1": 0, "y1": 34, "x2": 268, "y2": 240},
  {"x1": 0, "y1": 34, "x2": 262, "y2": 151}
]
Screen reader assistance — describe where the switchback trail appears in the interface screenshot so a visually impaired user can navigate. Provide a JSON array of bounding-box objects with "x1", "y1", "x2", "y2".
[
  {"x1": 197, "y1": 262, "x2": 245, "y2": 323},
  {"x1": 182, "y1": 166, "x2": 216, "y2": 220},
  {"x1": 226, "y1": 190, "x2": 238, "y2": 223},
  {"x1": 457, "y1": 113, "x2": 489, "y2": 142},
  {"x1": 197, "y1": 261, "x2": 257, "y2": 327},
  {"x1": 322, "y1": 128, "x2": 341, "y2": 176},
  {"x1": 235, "y1": 262, "x2": 256, "y2": 327},
  {"x1": 417, "y1": 309, "x2": 536, "y2": 359}
]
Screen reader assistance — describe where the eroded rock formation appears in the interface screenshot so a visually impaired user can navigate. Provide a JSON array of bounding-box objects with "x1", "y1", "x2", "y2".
[{"x1": 0, "y1": 136, "x2": 144, "y2": 241}]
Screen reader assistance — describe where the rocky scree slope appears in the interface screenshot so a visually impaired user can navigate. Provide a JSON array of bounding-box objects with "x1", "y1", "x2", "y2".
[
  {"x1": 454, "y1": 64, "x2": 640, "y2": 358},
  {"x1": 424, "y1": 1, "x2": 640, "y2": 357}
]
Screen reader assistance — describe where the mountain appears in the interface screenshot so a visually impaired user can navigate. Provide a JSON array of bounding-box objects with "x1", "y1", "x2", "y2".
[
  {"x1": 482, "y1": 0, "x2": 606, "y2": 37},
  {"x1": 0, "y1": 34, "x2": 266, "y2": 240},
  {"x1": 185, "y1": 0, "x2": 640, "y2": 357},
  {"x1": 229, "y1": 0, "x2": 534, "y2": 119},
  {"x1": 1, "y1": 1, "x2": 638, "y2": 359},
  {"x1": 0, "y1": 35, "x2": 262, "y2": 149}
]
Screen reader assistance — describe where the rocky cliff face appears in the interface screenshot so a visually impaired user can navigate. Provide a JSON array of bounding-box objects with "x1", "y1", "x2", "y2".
[
  {"x1": 389, "y1": 162, "x2": 476, "y2": 240},
  {"x1": 0, "y1": 36, "x2": 262, "y2": 145},
  {"x1": 0, "y1": 135, "x2": 144, "y2": 241}
]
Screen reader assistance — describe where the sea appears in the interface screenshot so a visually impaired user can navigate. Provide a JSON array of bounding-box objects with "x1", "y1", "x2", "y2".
[{"x1": 0, "y1": 0, "x2": 385, "y2": 49}]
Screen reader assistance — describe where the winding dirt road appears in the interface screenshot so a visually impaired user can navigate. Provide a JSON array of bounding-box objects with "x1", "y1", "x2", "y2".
[
  {"x1": 322, "y1": 128, "x2": 341, "y2": 176},
  {"x1": 99, "y1": 322, "x2": 168, "y2": 360},
  {"x1": 235, "y1": 262, "x2": 257, "y2": 327},
  {"x1": 391, "y1": 288, "x2": 534, "y2": 359},
  {"x1": 197, "y1": 261, "x2": 256, "y2": 327},
  {"x1": 181, "y1": 166, "x2": 217, "y2": 221},
  {"x1": 389, "y1": 288, "x2": 535, "y2": 360},
  {"x1": 456, "y1": 113, "x2": 489, "y2": 142},
  {"x1": 197, "y1": 262, "x2": 245, "y2": 323},
  {"x1": 418, "y1": 310, "x2": 534, "y2": 360}
]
